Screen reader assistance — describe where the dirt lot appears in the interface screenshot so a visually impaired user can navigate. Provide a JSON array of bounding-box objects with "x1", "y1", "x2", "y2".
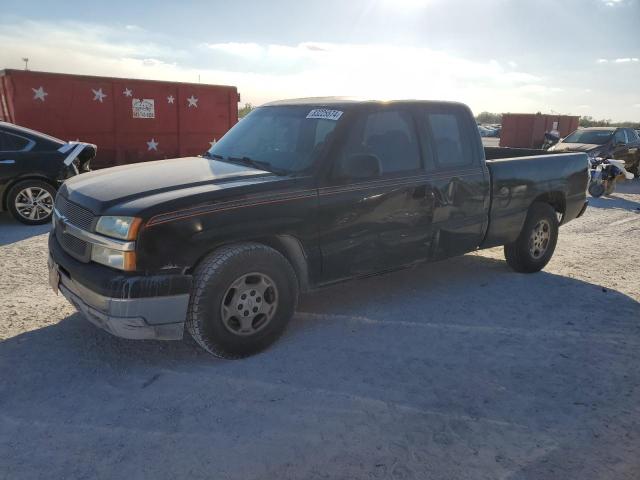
[{"x1": 1, "y1": 181, "x2": 639, "y2": 480}]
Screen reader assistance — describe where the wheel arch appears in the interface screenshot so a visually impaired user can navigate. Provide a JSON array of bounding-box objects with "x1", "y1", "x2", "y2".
[
  {"x1": 530, "y1": 191, "x2": 566, "y2": 222},
  {"x1": 189, "y1": 234, "x2": 312, "y2": 293}
]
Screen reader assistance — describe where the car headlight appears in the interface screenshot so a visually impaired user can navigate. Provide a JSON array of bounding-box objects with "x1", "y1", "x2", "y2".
[
  {"x1": 91, "y1": 245, "x2": 136, "y2": 271},
  {"x1": 95, "y1": 216, "x2": 142, "y2": 240}
]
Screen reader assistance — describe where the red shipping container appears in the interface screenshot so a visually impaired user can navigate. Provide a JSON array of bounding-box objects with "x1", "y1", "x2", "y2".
[
  {"x1": 0, "y1": 69, "x2": 239, "y2": 168},
  {"x1": 500, "y1": 113, "x2": 579, "y2": 149}
]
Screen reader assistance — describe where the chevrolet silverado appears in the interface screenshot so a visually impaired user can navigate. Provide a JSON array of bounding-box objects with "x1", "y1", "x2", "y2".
[{"x1": 48, "y1": 98, "x2": 589, "y2": 358}]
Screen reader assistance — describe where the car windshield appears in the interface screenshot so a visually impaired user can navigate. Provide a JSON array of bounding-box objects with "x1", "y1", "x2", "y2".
[
  {"x1": 206, "y1": 106, "x2": 344, "y2": 174},
  {"x1": 562, "y1": 129, "x2": 614, "y2": 145}
]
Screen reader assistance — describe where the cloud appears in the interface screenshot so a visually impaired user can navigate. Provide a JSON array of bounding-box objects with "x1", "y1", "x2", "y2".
[
  {"x1": 597, "y1": 57, "x2": 639, "y2": 64},
  {"x1": 0, "y1": 18, "x2": 592, "y2": 117}
]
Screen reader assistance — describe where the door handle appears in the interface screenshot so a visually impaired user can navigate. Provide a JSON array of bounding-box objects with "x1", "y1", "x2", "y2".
[{"x1": 0, "y1": 159, "x2": 16, "y2": 164}]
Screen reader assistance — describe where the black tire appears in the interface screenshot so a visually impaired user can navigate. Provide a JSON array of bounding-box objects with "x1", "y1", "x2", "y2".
[
  {"x1": 7, "y1": 180, "x2": 56, "y2": 225},
  {"x1": 504, "y1": 202, "x2": 559, "y2": 273},
  {"x1": 588, "y1": 181, "x2": 604, "y2": 198},
  {"x1": 186, "y1": 243, "x2": 299, "y2": 359}
]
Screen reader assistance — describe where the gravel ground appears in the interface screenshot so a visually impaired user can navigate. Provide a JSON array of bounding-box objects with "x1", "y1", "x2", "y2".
[{"x1": 1, "y1": 180, "x2": 639, "y2": 480}]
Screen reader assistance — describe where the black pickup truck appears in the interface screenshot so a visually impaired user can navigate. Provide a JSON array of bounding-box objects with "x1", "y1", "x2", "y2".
[{"x1": 48, "y1": 98, "x2": 589, "y2": 358}]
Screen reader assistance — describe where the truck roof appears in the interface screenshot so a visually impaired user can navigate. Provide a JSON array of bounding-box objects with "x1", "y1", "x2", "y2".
[{"x1": 261, "y1": 97, "x2": 468, "y2": 109}]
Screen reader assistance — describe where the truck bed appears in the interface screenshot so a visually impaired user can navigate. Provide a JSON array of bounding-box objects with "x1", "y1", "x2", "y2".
[{"x1": 481, "y1": 152, "x2": 589, "y2": 248}]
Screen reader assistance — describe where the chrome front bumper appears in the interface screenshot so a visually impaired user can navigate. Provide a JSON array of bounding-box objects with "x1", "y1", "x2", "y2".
[{"x1": 48, "y1": 256, "x2": 188, "y2": 340}]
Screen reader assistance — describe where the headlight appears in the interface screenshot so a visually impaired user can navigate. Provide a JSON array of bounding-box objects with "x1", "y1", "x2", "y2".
[
  {"x1": 95, "y1": 216, "x2": 142, "y2": 240},
  {"x1": 91, "y1": 245, "x2": 136, "y2": 271}
]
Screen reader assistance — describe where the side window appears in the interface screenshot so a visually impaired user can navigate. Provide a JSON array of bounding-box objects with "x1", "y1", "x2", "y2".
[
  {"x1": 614, "y1": 129, "x2": 627, "y2": 144},
  {"x1": 0, "y1": 132, "x2": 30, "y2": 152},
  {"x1": 424, "y1": 112, "x2": 473, "y2": 168},
  {"x1": 626, "y1": 129, "x2": 639, "y2": 143},
  {"x1": 340, "y1": 109, "x2": 421, "y2": 175}
]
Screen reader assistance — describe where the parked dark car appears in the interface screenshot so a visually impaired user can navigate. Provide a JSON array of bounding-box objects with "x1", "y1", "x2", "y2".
[
  {"x1": 48, "y1": 98, "x2": 589, "y2": 358},
  {"x1": 548, "y1": 127, "x2": 640, "y2": 177},
  {"x1": 0, "y1": 122, "x2": 95, "y2": 224}
]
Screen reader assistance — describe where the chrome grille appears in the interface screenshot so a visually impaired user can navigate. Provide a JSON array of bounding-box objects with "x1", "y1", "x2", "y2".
[
  {"x1": 57, "y1": 229, "x2": 90, "y2": 260},
  {"x1": 54, "y1": 195, "x2": 94, "y2": 231},
  {"x1": 54, "y1": 195, "x2": 93, "y2": 262}
]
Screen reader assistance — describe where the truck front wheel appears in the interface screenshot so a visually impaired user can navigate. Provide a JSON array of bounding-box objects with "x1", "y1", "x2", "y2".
[
  {"x1": 504, "y1": 202, "x2": 559, "y2": 273},
  {"x1": 186, "y1": 243, "x2": 299, "y2": 358}
]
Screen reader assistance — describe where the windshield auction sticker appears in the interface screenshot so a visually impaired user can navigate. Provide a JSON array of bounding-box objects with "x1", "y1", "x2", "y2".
[{"x1": 306, "y1": 109, "x2": 343, "y2": 121}]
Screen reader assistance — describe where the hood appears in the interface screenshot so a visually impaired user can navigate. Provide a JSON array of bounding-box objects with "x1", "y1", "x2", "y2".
[
  {"x1": 550, "y1": 143, "x2": 601, "y2": 153},
  {"x1": 60, "y1": 157, "x2": 278, "y2": 215}
]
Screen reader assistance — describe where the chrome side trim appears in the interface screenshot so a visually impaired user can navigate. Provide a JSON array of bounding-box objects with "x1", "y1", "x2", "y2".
[{"x1": 53, "y1": 208, "x2": 135, "y2": 252}]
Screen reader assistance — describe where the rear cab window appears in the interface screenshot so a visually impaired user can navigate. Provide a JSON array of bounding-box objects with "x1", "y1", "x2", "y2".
[{"x1": 418, "y1": 105, "x2": 477, "y2": 170}]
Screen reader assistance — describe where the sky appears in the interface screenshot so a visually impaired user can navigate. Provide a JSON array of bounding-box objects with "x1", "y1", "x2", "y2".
[{"x1": 1, "y1": 0, "x2": 639, "y2": 121}]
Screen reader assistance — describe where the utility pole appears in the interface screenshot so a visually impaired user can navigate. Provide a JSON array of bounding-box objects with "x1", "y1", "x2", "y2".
[{"x1": 22, "y1": 57, "x2": 29, "y2": 71}]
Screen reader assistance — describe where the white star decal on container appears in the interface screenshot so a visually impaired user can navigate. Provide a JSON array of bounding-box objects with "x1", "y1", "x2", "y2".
[
  {"x1": 147, "y1": 138, "x2": 159, "y2": 151},
  {"x1": 209, "y1": 138, "x2": 217, "y2": 148},
  {"x1": 187, "y1": 95, "x2": 198, "y2": 108},
  {"x1": 167, "y1": 95, "x2": 175, "y2": 104},
  {"x1": 32, "y1": 86, "x2": 48, "y2": 102},
  {"x1": 92, "y1": 88, "x2": 107, "y2": 103},
  {"x1": 123, "y1": 88, "x2": 133, "y2": 97}
]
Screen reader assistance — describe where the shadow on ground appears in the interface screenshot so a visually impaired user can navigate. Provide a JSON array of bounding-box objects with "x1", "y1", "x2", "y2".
[
  {"x1": 0, "y1": 213, "x2": 50, "y2": 246},
  {"x1": 588, "y1": 178, "x2": 640, "y2": 211},
  {"x1": 1, "y1": 254, "x2": 639, "y2": 479}
]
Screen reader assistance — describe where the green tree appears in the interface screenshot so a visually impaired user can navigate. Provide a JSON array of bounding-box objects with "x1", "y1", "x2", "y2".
[
  {"x1": 238, "y1": 103, "x2": 254, "y2": 119},
  {"x1": 475, "y1": 111, "x2": 502, "y2": 124}
]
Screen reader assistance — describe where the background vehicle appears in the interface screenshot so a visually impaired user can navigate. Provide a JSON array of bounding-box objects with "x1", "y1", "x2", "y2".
[
  {"x1": 588, "y1": 157, "x2": 635, "y2": 197},
  {"x1": 0, "y1": 121, "x2": 95, "y2": 224},
  {"x1": 48, "y1": 99, "x2": 589, "y2": 358},
  {"x1": 549, "y1": 127, "x2": 640, "y2": 177},
  {"x1": 542, "y1": 131, "x2": 560, "y2": 150}
]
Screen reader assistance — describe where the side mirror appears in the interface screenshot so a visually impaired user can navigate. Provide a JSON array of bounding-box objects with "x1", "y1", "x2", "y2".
[{"x1": 335, "y1": 153, "x2": 381, "y2": 180}]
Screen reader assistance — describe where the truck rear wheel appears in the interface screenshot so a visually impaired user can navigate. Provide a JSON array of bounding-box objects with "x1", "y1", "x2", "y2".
[
  {"x1": 504, "y1": 202, "x2": 558, "y2": 273},
  {"x1": 186, "y1": 243, "x2": 298, "y2": 358}
]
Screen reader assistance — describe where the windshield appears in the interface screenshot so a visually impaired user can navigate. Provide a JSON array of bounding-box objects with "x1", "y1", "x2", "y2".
[
  {"x1": 562, "y1": 129, "x2": 614, "y2": 145},
  {"x1": 207, "y1": 106, "x2": 344, "y2": 173}
]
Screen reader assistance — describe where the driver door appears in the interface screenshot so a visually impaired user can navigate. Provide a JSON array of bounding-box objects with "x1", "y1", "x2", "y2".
[{"x1": 316, "y1": 106, "x2": 435, "y2": 283}]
